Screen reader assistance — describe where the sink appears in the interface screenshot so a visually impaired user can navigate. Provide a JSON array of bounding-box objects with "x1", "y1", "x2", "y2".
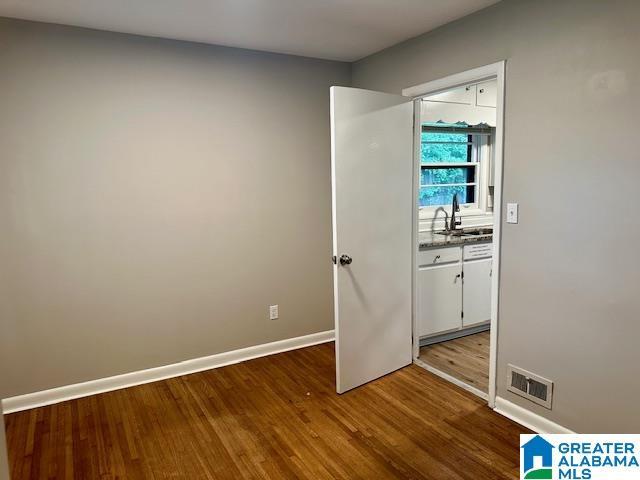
[
  {"x1": 435, "y1": 227, "x2": 493, "y2": 237},
  {"x1": 462, "y1": 227, "x2": 493, "y2": 236}
]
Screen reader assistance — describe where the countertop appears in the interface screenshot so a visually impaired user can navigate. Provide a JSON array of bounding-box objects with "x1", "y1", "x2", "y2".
[{"x1": 419, "y1": 231, "x2": 493, "y2": 249}]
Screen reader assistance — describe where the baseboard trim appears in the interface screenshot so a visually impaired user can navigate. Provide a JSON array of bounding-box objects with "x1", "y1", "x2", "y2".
[
  {"x1": 419, "y1": 323, "x2": 490, "y2": 348},
  {"x1": 2, "y1": 330, "x2": 335, "y2": 414},
  {"x1": 494, "y1": 396, "x2": 574, "y2": 434}
]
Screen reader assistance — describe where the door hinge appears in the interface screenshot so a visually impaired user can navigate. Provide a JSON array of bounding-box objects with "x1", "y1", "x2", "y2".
[
  {"x1": 332, "y1": 255, "x2": 337, "y2": 265},
  {"x1": 461, "y1": 311, "x2": 464, "y2": 318}
]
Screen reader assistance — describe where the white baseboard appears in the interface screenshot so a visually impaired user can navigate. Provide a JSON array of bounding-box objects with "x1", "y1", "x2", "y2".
[
  {"x1": 494, "y1": 396, "x2": 574, "y2": 434},
  {"x1": 2, "y1": 330, "x2": 335, "y2": 414}
]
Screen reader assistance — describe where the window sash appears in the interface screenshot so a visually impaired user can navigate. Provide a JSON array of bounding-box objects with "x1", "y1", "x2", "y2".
[
  {"x1": 420, "y1": 165, "x2": 477, "y2": 188},
  {"x1": 421, "y1": 162, "x2": 479, "y2": 168},
  {"x1": 420, "y1": 162, "x2": 478, "y2": 207},
  {"x1": 419, "y1": 184, "x2": 477, "y2": 208},
  {"x1": 419, "y1": 182, "x2": 476, "y2": 188},
  {"x1": 421, "y1": 135, "x2": 474, "y2": 166},
  {"x1": 419, "y1": 128, "x2": 490, "y2": 211}
]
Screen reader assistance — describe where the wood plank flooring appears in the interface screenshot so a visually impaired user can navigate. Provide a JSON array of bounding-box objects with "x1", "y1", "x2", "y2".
[
  {"x1": 419, "y1": 331, "x2": 490, "y2": 393},
  {"x1": 5, "y1": 341, "x2": 525, "y2": 479}
]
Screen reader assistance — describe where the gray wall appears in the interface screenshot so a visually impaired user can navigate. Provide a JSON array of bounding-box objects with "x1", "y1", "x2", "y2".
[
  {"x1": 0, "y1": 18, "x2": 350, "y2": 398},
  {"x1": 353, "y1": 0, "x2": 640, "y2": 433}
]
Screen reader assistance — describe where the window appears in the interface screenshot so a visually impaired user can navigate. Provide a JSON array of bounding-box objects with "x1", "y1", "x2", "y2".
[{"x1": 420, "y1": 126, "x2": 484, "y2": 209}]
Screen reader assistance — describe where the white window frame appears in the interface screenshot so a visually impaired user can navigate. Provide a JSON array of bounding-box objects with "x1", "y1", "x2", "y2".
[{"x1": 418, "y1": 130, "x2": 492, "y2": 221}]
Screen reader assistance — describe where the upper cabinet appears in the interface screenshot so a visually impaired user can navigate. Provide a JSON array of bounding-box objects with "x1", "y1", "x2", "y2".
[
  {"x1": 421, "y1": 79, "x2": 497, "y2": 126},
  {"x1": 425, "y1": 84, "x2": 475, "y2": 105},
  {"x1": 476, "y1": 80, "x2": 497, "y2": 108}
]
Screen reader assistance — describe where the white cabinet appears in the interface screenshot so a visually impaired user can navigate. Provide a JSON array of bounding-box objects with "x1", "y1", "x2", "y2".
[
  {"x1": 418, "y1": 263, "x2": 462, "y2": 337},
  {"x1": 462, "y1": 258, "x2": 492, "y2": 327},
  {"x1": 421, "y1": 79, "x2": 497, "y2": 126},
  {"x1": 476, "y1": 80, "x2": 497, "y2": 108},
  {"x1": 425, "y1": 84, "x2": 475, "y2": 105},
  {"x1": 418, "y1": 241, "x2": 492, "y2": 339}
]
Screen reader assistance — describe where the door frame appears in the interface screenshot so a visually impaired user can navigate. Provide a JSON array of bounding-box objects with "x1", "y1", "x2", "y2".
[{"x1": 402, "y1": 61, "x2": 506, "y2": 408}]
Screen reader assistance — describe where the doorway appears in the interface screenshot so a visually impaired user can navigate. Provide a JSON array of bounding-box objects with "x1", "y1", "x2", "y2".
[
  {"x1": 329, "y1": 61, "x2": 504, "y2": 408},
  {"x1": 404, "y1": 62, "x2": 505, "y2": 405}
]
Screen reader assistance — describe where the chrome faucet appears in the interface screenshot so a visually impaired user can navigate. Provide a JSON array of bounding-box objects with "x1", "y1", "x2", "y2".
[{"x1": 449, "y1": 193, "x2": 462, "y2": 231}]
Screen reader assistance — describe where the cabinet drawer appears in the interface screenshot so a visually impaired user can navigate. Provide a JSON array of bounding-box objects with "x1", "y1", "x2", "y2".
[
  {"x1": 418, "y1": 246, "x2": 461, "y2": 266},
  {"x1": 463, "y1": 242, "x2": 493, "y2": 260}
]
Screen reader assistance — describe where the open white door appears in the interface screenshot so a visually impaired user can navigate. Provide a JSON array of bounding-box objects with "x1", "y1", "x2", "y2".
[{"x1": 330, "y1": 86, "x2": 414, "y2": 394}]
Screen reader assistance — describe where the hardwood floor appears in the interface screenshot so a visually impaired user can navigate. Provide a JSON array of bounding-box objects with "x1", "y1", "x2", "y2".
[
  {"x1": 419, "y1": 331, "x2": 490, "y2": 393},
  {"x1": 5, "y1": 342, "x2": 525, "y2": 479}
]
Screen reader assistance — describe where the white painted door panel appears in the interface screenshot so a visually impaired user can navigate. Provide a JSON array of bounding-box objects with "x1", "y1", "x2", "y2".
[
  {"x1": 462, "y1": 258, "x2": 492, "y2": 326},
  {"x1": 330, "y1": 86, "x2": 413, "y2": 394},
  {"x1": 418, "y1": 264, "x2": 462, "y2": 337}
]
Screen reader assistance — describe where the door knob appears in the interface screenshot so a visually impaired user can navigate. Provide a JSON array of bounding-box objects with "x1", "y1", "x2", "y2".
[{"x1": 339, "y1": 254, "x2": 353, "y2": 266}]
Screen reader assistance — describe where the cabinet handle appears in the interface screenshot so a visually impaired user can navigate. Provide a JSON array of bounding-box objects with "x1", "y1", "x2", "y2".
[
  {"x1": 434, "y1": 255, "x2": 441, "y2": 262},
  {"x1": 480, "y1": 88, "x2": 485, "y2": 93},
  {"x1": 454, "y1": 273, "x2": 461, "y2": 283}
]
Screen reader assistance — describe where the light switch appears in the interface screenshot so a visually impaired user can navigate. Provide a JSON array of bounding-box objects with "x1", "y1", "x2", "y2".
[{"x1": 506, "y1": 203, "x2": 519, "y2": 224}]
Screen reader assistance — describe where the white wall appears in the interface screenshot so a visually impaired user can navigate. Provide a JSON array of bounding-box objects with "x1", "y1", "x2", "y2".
[
  {"x1": 353, "y1": 0, "x2": 640, "y2": 432},
  {"x1": 0, "y1": 17, "x2": 350, "y2": 399}
]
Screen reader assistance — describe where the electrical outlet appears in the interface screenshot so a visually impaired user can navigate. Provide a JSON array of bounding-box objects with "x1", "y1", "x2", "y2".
[{"x1": 269, "y1": 305, "x2": 279, "y2": 320}]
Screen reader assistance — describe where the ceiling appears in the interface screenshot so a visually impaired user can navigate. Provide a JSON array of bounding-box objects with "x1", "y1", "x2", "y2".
[{"x1": 0, "y1": 0, "x2": 500, "y2": 62}]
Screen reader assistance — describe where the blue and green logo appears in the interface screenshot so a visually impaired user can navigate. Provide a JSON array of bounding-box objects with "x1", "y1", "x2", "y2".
[{"x1": 521, "y1": 435, "x2": 554, "y2": 479}]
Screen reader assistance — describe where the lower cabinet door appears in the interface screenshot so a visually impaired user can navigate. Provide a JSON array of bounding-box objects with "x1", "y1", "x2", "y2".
[
  {"x1": 462, "y1": 258, "x2": 492, "y2": 326},
  {"x1": 418, "y1": 264, "x2": 462, "y2": 337}
]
